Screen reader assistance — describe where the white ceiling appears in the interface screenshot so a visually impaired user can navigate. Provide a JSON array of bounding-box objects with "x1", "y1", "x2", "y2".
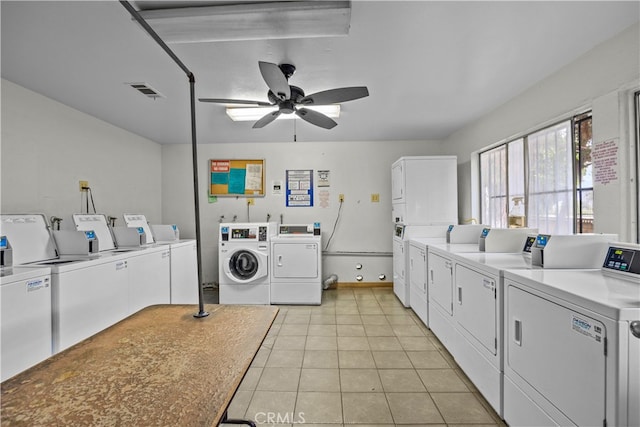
[{"x1": 2, "y1": 1, "x2": 639, "y2": 145}]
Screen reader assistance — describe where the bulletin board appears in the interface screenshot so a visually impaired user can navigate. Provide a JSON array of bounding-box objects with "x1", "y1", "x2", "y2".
[{"x1": 210, "y1": 159, "x2": 265, "y2": 197}]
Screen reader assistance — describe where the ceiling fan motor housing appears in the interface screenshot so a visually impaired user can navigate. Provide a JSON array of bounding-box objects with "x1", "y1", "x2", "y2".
[
  {"x1": 278, "y1": 63, "x2": 296, "y2": 79},
  {"x1": 268, "y1": 85, "x2": 305, "y2": 105}
]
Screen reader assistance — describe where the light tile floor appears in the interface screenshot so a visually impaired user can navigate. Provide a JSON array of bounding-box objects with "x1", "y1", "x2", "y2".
[{"x1": 219, "y1": 287, "x2": 507, "y2": 426}]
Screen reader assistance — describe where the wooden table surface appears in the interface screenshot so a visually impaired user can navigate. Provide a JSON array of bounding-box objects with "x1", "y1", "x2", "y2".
[{"x1": 1, "y1": 304, "x2": 278, "y2": 426}]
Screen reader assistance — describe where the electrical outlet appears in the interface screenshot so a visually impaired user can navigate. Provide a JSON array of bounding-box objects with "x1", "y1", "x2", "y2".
[
  {"x1": 247, "y1": 198, "x2": 255, "y2": 205},
  {"x1": 79, "y1": 180, "x2": 89, "y2": 192},
  {"x1": 371, "y1": 193, "x2": 380, "y2": 203},
  {"x1": 339, "y1": 194, "x2": 345, "y2": 202}
]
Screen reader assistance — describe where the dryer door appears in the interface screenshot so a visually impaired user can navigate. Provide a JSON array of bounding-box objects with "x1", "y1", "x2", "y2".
[
  {"x1": 225, "y1": 249, "x2": 266, "y2": 283},
  {"x1": 272, "y1": 242, "x2": 319, "y2": 279}
]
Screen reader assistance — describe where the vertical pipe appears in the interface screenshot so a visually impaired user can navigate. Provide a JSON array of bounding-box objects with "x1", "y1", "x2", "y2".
[
  {"x1": 189, "y1": 73, "x2": 209, "y2": 317},
  {"x1": 119, "y1": 1, "x2": 208, "y2": 318},
  {"x1": 190, "y1": 73, "x2": 208, "y2": 318}
]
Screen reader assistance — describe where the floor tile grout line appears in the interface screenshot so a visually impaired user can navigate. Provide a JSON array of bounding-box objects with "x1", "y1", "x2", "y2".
[{"x1": 238, "y1": 289, "x2": 500, "y2": 425}]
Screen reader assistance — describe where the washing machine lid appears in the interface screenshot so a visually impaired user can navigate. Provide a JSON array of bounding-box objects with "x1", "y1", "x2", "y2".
[
  {"x1": 0, "y1": 214, "x2": 58, "y2": 264},
  {"x1": 225, "y1": 248, "x2": 267, "y2": 283},
  {"x1": 73, "y1": 214, "x2": 116, "y2": 251},
  {"x1": 123, "y1": 214, "x2": 155, "y2": 245}
]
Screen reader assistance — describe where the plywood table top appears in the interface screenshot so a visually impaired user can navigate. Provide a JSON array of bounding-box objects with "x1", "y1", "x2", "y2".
[{"x1": 1, "y1": 304, "x2": 278, "y2": 426}]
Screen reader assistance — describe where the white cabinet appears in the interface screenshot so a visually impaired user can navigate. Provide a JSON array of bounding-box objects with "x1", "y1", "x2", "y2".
[{"x1": 391, "y1": 156, "x2": 458, "y2": 225}]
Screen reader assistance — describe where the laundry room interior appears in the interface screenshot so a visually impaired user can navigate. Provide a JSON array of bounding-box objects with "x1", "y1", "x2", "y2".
[{"x1": 1, "y1": 1, "x2": 639, "y2": 426}]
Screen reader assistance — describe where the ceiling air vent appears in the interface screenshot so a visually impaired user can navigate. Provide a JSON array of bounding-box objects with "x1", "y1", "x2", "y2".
[{"x1": 126, "y1": 82, "x2": 165, "y2": 100}]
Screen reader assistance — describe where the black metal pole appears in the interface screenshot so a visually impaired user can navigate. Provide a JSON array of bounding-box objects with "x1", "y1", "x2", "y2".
[
  {"x1": 189, "y1": 72, "x2": 209, "y2": 318},
  {"x1": 120, "y1": 1, "x2": 208, "y2": 318}
]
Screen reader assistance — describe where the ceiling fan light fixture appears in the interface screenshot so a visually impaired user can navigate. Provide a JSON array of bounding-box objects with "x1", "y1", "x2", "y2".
[
  {"x1": 226, "y1": 105, "x2": 340, "y2": 122},
  {"x1": 136, "y1": 1, "x2": 352, "y2": 43}
]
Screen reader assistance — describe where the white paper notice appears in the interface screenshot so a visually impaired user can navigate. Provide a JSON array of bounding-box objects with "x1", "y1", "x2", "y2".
[
  {"x1": 245, "y1": 164, "x2": 263, "y2": 191},
  {"x1": 593, "y1": 139, "x2": 619, "y2": 185}
]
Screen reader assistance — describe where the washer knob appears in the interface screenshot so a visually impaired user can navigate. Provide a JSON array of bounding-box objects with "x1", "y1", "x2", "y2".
[{"x1": 631, "y1": 321, "x2": 640, "y2": 339}]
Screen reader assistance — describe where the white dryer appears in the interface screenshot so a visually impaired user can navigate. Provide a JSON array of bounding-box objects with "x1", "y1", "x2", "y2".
[
  {"x1": 270, "y1": 223, "x2": 322, "y2": 305},
  {"x1": 393, "y1": 224, "x2": 449, "y2": 308},
  {"x1": 219, "y1": 222, "x2": 276, "y2": 304},
  {"x1": 502, "y1": 242, "x2": 640, "y2": 427}
]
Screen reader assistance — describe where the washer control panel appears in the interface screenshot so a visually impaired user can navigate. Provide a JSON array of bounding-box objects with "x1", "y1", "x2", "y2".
[
  {"x1": 220, "y1": 225, "x2": 268, "y2": 242},
  {"x1": 602, "y1": 244, "x2": 640, "y2": 276}
]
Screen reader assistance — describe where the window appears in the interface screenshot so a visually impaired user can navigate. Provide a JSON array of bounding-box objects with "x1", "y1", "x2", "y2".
[
  {"x1": 479, "y1": 139, "x2": 524, "y2": 228},
  {"x1": 527, "y1": 121, "x2": 573, "y2": 234},
  {"x1": 479, "y1": 113, "x2": 591, "y2": 234},
  {"x1": 574, "y1": 113, "x2": 593, "y2": 233},
  {"x1": 480, "y1": 145, "x2": 507, "y2": 227}
]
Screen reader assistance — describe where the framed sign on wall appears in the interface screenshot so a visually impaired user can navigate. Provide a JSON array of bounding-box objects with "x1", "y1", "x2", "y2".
[{"x1": 286, "y1": 169, "x2": 313, "y2": 207}]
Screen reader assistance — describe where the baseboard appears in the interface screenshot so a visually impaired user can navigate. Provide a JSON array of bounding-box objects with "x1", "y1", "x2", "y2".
[{"x1": 329, "y1": 282, "x2": 393, "y2": 289}]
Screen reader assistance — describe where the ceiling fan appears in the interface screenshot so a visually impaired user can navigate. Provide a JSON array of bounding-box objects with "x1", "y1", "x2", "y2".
[{"x1": 199, "y1": 61, "x2": 369, "y2": 129}]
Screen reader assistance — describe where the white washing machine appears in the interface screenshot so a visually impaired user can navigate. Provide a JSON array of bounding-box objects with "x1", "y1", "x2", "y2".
[
  {"x1": 270, "y1": 224, "x2": 322, "y2": 305},
  {"x1": 123, "y1": 214, "x2": 199, "y2": 304},
  {"x1": 219, "y1": 222, "x2": 276, "y2": 305},
  {"x1": 0, "y1": 242, "x2": 52, "y2": 381},
  {"x1": 2, "y1": 214, "x2": 131, "y2": 353},
  {"x1": 502, "y1": 242, "x2": 640, "y2": 427},
  {"x1": 3, "y1": 214, "x2": 170, "y2": 354}
]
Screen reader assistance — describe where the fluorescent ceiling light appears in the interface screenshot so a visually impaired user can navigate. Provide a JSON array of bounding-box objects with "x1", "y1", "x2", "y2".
[
  {"x1": 137, "y1": 1, "x2": 351, "y2": 43},
  {"x1": 226, "y1": 105, "x2": 340, "y2": 121}
]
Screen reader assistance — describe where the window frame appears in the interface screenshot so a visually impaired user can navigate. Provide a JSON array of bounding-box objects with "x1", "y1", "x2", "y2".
[{"x1": 479, "y1": 112, "x2": 592, "y2": 234}]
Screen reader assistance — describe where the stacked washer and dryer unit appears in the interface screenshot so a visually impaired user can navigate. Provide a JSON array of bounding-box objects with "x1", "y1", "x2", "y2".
[
  {"x1": 391, "y1": 156, "x2": 458, "y2": 308},
  {"x1": 218, "y1": 222, "x2": 323, "y2": 305}
]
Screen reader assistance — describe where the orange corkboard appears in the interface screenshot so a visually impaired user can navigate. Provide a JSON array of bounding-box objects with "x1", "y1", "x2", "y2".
[{"x1": 210, "y1": 159, "x2": 265, "y2": 197}]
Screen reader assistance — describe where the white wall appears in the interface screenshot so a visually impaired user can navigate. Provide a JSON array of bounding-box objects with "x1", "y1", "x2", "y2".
[
  {"x1": 1, "y1": 79, "x2": 163, "y2": 231},
  {"x1": 446, "y1": 23, "x2": 640, "y2": 241},
  {"x1": 161, "y1": 140, "x2": 448, "y2": 284}
]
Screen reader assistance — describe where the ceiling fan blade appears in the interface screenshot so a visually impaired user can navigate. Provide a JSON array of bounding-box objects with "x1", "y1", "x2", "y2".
[
  {"x1": 259, "y1": 61, "x2": 291, "y2": 101},
  {"x1": 300, "y1": 86, "x2": 369, "y2": 105},
  {"x1": 295, "y1": 108, "x2": 337, "y2": 129},
  {"x1": 198, "y1": 98, "x2": 272, "y2": 106},
  {"x1": 253, "y1": 110, "x2": 281, "y2": 128}
]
